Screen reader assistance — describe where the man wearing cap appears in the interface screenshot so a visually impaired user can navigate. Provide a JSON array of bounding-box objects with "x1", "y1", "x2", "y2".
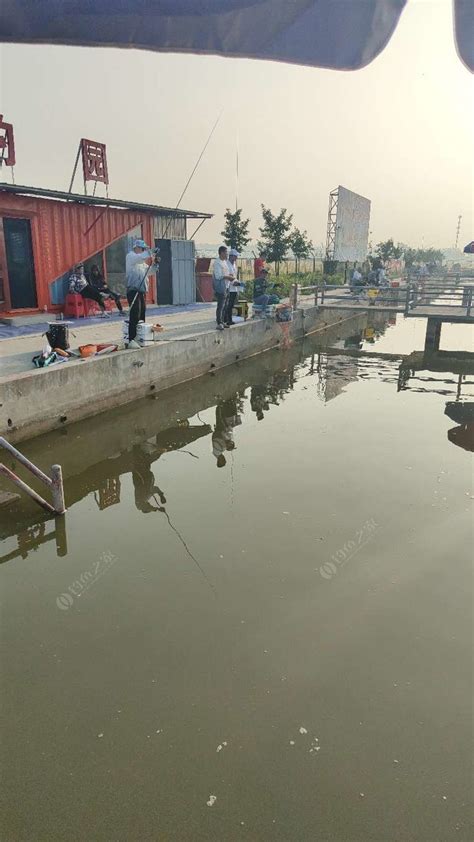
[
  {"x1": 126, "y1": 239, "x2": 155, "y2": 347},
  {"x1": 253, "y1": 267, "x2": 282, "y2": 310},
  {"x1": 224, "y1": 248, "x2": 241, "y2": 326},
  {"x1": 212, "y1": 246, "x2": 234, "y2": 331}
]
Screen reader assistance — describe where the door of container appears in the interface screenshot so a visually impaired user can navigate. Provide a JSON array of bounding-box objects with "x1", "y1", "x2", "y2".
[
  {"x1": 3, "y1": 217, "x2": 38, "y2": 309},
  {"x1": 171, "y1": 239, "x2": 195, "y2": 305}
]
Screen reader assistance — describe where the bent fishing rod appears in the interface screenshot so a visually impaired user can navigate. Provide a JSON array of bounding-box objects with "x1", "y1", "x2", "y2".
[{"x1": 128, "y1": 112, "x2": 223, "y2": 313}]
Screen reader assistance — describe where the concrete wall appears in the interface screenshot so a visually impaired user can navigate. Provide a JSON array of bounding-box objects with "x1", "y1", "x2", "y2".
[{"x1": 0, "y1": 307, "x2": 360, "y2": 443}]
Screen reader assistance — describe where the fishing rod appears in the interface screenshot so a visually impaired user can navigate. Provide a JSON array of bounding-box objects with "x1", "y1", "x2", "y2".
[{"x1": 128, "y1": 112, "x2": 223, "y2": 316}]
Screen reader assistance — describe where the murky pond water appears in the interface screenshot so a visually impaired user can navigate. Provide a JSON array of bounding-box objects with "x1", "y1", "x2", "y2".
[{"x1": 1, "y1": 313, "x2": 473, "y2": 841}]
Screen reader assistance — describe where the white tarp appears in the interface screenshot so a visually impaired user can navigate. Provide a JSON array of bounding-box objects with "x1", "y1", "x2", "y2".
[{"x1": 334, "y1": 186, "x2": 371, "y2": 263}]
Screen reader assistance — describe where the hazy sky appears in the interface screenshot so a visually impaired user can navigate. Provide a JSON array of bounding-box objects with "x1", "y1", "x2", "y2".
[{"x1": 0, "y1": 0, "x2": 472, "y2": 249}]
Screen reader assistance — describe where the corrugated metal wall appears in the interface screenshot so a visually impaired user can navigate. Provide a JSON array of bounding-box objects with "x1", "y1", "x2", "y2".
[
  {"x1": 0, "y1": 192, "x2": 152, "y2": 308},
  {"x1": 153, "y1": 215, "x2": 186, "y2": 240}
]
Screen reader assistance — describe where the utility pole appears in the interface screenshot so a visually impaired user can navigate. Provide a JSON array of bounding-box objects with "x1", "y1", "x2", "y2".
[{"x1": 455, "y1": 214, "x2": 462, "y2": 249}]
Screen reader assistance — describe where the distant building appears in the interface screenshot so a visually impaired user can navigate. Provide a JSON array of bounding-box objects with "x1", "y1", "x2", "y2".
[{"x1": 0, "y1": 184, "x2": 211, "y2": 314}]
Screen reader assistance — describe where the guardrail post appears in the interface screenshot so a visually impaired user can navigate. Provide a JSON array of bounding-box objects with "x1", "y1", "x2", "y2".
[
  {"x1": 404, "y1": 283, "x2": 410, "y2": 315},
  {"x1": 51, "y1": 465, "x2": 66, "y2": 514},
  {"x1": 321, "y1": 283, "x2": 326, "y2": 304},
  {"x1": 0, "y1": 437, "x2": 66, "y2": 515},
  {"x1": 291, "y1": 283, "x2": 298, "y2": 311},
  {"x1": 467, "y1": 288, "x2": 472, "y2": 318}
]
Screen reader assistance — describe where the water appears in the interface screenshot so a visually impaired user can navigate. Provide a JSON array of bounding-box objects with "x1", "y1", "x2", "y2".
[{"x1": 1, "y1": 313, "x2": 473, "y2": 841}]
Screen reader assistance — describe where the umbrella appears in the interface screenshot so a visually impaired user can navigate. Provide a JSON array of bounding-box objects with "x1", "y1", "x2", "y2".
[{"x1": 1, "y1": 0, "x2": 471, "y2": 72}]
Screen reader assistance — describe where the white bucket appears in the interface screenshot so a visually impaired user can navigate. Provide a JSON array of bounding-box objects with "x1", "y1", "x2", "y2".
[{"x1": 136, "y1": 322, "x2": 154, "y2": 343}]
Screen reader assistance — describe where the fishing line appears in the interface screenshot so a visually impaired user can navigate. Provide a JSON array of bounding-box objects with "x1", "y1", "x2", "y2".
[{"x1": 153, "y1": 495, "x2": 216, "y2": 596}]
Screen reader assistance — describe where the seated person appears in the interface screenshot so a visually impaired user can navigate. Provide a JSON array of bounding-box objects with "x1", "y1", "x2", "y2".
[
  {"x1": 88, "y1": 264, "x2": 124, "y2": 314},
  {"x1": 253, "y1": 267, "x2": 281, "y2": 307},
  {"x1": 68, "y1": 263, "x2": 109, "y2": 316},
  {"x1": 350, "y1": 267, "x2": 364, "y2": 294}
]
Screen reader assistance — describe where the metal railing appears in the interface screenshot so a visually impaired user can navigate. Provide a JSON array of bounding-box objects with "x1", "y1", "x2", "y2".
[
  {"x1": 404, "y1": 283, "x2": 473, "y2": 317},
  {"x1": 290, "y1": 282, "x2": 404, "y2": 310},
  {"x1": 0, "y1": 437, "x2": 66, "y2": 515},
  {"x1": 289, "y1": 280, "x2": 473, "y2": 319}
]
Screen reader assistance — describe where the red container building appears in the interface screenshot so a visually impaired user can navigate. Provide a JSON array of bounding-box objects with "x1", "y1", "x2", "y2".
[{"x1": 0, "y1": 184, "x2": 211, "y2": 315}]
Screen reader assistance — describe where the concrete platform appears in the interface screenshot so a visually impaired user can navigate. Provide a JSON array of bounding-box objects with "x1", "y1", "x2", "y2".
[
  {"x1": 0, "y1": 312, "x2": 51, "y2": 327},
  {"x1": 0, "y1": 306, "x2": 361, "y2": 443}
]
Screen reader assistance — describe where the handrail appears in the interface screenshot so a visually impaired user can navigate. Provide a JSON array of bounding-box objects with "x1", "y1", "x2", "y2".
[
  {"x1": 290, "y1": 281, "x2": 473, "y2": 317},
  {"x1": 0, "y1": 437, "x2": 66, "y2": 514}
]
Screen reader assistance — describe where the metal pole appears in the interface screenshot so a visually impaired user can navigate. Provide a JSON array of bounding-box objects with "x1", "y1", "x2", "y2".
[
  {"x1": 404, "y1": 283, "x2": 410, "y2": 316},
  {"x1": 0, "y1": 463, "x2": 55, "y2": 514},
  {"x1": 467, "y1": 288, "x2": 472, "y2": 318},
  {"x1": 0, "y1": 437, "x2": 52, "y2": 487},
  {"x1": 51, "y1": 465, "x2": 66, "y2": 514},
  {"x1": 67, "y1": 142, "x2": 82, "y2": 194}
]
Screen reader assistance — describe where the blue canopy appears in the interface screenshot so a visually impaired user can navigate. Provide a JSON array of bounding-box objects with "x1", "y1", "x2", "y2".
[{"x1": 0, "y1": 0, "x2": 471, "y2": 71}]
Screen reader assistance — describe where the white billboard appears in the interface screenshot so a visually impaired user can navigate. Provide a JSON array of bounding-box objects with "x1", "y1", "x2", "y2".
[{"x1": 334, "y1": 186, "x2": 371, "y2": 262}]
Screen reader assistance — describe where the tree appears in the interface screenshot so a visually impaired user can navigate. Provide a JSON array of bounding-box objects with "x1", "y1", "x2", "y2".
[
  {"x1": 374, "y1": 238, "x2": 404, "y2": 264},
  {"x1": 257, "y1": 206, "x2": 293, "y2": 275},
  {"x1": 221, "y1": 208, "x2": 251, "y2": 252},
  {"x1": 290, "y1": 228, "x2": 313, "y2": 273},
  {"x1": 402, "y1": 246, "x2": 444, "y2": 269},
  {"x1": 403, "y1": 247, "x2": 418, "y2": 268}
]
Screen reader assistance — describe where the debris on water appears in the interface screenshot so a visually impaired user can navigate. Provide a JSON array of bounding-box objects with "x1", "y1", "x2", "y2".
[
  {"x1": 98, "y1": 733, "x2": 104, "y2": 738},
  {"x1": 282, "y1": 511, "x2": 289, "y2": 515},
  {"x1": 359, "y1": 793, "x2": 365, "y2": 798},
  {"x1": 442, "y1": 795, "x2": 447, "y2": 800},
  {"x1": 393, "y1": 759, "x2": 399, "y2": 764},
  {"x1": 299, "y1": 727, "x2": 308, "y2": 734},
  {"x1": 216, "y1": 741, "x2": 227, "y2": 752},
  {"x1": 289, "y1": 740, "x2": 295, "y2": 746},
  {"x1": 207, "y1": 795, "x2": 217, "y2": 807}
]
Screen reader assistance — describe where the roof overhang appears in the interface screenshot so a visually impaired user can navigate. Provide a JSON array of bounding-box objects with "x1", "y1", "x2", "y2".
[{"x1": 0, "y1": 183, "x2": 212, "y2": 220}]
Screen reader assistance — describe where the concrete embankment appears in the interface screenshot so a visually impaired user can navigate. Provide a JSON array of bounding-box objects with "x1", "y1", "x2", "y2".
[{"x1": 0, "y1": 306, "x2": 362, "y2": 443}]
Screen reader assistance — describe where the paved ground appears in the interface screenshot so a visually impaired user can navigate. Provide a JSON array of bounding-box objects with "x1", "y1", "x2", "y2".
[{"x1": 0, "y1": 304, "x2": 217, "y2": 379}]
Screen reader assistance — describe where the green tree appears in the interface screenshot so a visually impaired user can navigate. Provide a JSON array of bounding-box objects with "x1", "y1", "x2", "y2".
[
  {"x1": 290, "y1": 228, "x2": 313, "y2": 273},
  {"x1": 402, "y1": 246, "x2": 444, "y2": 268},
  {"x1": 402, "y1": 247, "x2": 418, "y2": 268},
  {"x1": 257, "y1": 205, "x2": 293, "y2": 275},
  {"x1": 374, "y1": 238, "x2": 404, "y2": 263},
  {"x1": 221, "y1": 208, "x2": 251, "y2": 252}
]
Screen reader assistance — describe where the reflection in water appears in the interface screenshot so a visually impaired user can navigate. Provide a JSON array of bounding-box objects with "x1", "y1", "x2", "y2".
[
  {"x1": 1, "y1": 309, "x2": 473, "y2": 842},
  {"x1": 0, "y1": 514, "x2": 67, "y2": 565},
  {"x1": 212, "y1": 397, "x2": 242, "y2": 467},
  {"x1": 132, "y1": 443, "x2": 166, "y2": 514}
]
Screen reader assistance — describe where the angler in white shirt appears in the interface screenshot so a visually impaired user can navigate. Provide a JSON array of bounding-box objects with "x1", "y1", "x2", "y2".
[
  {"x1": 212, "y1": 245, "x2": 234, "y2": 330},
  {"x1": 125, "y1": 239, "x2": 159, "y2": 347},
  {"x1": 224, "y1": 248, "x2": 242, "y2": 326}
]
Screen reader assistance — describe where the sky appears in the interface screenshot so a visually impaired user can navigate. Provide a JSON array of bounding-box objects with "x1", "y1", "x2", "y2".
[{"x1": 0, "y1": 0, "x2": 472, "y2": 250}]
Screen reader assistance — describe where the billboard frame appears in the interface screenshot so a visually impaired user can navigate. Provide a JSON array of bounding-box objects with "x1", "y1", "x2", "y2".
[{"x1": 325, "y1": 186, "x2": 370, "y2": 263}]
